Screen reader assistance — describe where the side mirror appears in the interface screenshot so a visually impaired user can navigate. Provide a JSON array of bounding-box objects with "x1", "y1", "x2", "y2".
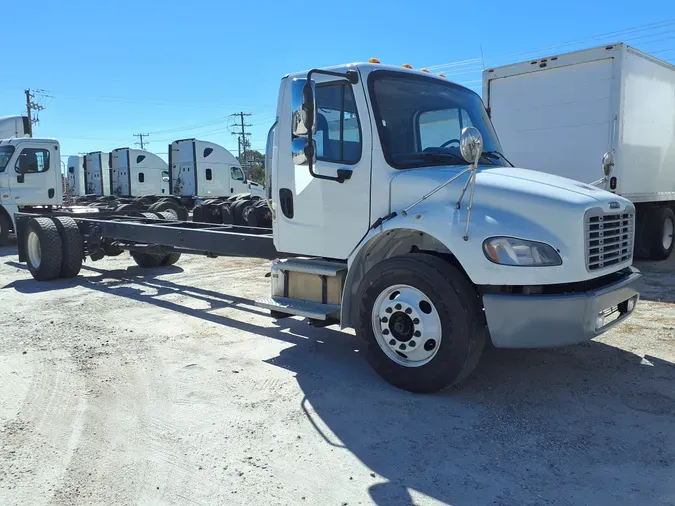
[
  {"x1": 291, "y1": 138, "x2": 316, "y2": 166},
  {"x1": 460, "y1": 127, "x2": 484, "y2": 166},
  {"x1": 291, "y1": 78, "x2": 316, "y2": 137},
  {"x1": 602, "y1": 151, "x2": 614, "y2": 177}
]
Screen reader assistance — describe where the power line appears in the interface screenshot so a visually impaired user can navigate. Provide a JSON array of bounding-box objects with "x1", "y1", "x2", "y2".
[{"x1": 133, "y1": 133, "x2": 150, "y2": 149}]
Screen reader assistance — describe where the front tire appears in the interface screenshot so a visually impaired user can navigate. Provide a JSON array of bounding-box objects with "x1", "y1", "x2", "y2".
[{"x1": 355, "y1": 253, "x2": 485, "y2": 393}]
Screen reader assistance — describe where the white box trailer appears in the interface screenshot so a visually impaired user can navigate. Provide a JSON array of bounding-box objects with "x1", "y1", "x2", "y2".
[
  {"x1": 483, "y1": 42, "x2": 675, "y2": 259},
  {"x1": 111, "y1": 147, "x2": 169, "y2": 197}
]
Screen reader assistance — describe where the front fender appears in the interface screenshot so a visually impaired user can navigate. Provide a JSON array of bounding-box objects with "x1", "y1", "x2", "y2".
[{"x1": 340, "y1": 201, "x2": 572, "y2": 328}]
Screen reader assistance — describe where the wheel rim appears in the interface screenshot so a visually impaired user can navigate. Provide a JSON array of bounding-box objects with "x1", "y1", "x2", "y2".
[
  {"x1": 165, "y1": 208, "x2": 178, "y2": 219},
  {"x1": 663, "y1": 217, "x2": 674, "y2": 251},
  {"x1": 243, "y1": 205, "x2": 252, "y2": 221},
  {"x1": 371, "y1": 284, "x2": 442, "y2": 367},
  {"x1": 27, "y1": 231, "x2": 42, "y2": 268}
]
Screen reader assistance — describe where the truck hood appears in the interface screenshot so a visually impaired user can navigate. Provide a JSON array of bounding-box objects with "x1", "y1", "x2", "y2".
[{"x1": 389, "y1": 165, "x2": 610, "y2": 210}]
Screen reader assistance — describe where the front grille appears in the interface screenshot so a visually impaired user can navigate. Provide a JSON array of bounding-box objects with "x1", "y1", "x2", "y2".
[{"x1": 585, "y1": 211, "x2": 634, "y2": 271}]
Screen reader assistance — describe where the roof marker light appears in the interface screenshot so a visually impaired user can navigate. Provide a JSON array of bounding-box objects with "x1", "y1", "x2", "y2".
[
  {"x1": 437, "y1": 73, "x2": 446, "y2": 78},
  {"x1": 402, "y1": 63, "x2": 413, "y2": 69},
  {"x1": 369, "y1": 58, "x2": 381, "y2": 64},
  {"x1": 420, "y1": 68, "x2": 430, "y2": 73}
]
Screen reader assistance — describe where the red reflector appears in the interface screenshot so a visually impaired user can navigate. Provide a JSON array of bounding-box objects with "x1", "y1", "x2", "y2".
[{"x1": 610, "y1": 177, "x2": 617, "y2": 190}]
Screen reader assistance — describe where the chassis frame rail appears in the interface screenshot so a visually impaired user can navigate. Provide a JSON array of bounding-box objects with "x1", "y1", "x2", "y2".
[{"x1": 15, "y1": 211, "x2": 285, "y2": 262}]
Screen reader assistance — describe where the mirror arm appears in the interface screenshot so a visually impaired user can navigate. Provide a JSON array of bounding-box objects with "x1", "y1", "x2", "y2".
[{"x1": 304, "y1": 68, "x2": 359, "y2": 184}]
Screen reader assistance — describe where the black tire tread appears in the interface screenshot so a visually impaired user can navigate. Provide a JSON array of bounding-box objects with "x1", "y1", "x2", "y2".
[
  {"x1": 52, "y1": 217, "x2": 83, "y2": 278},
  {"x1": 26, "y1": 217, "x2": 63, "y2": 281},
  {"x1": 0, "y1": 212, "x2": 10, "y2": 247},
  {"x1": 355, "y1": 253, "x2": 485, "y2": 393}
]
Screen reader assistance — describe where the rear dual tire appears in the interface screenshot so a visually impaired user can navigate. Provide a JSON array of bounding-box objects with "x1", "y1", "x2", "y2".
[{"x1": 25, "y1": 217, "x2": 83, "y2": 281}]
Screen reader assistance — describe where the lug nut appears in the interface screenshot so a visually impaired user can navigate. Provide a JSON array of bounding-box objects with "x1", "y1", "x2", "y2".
[
  {"x1": 381, "y1": 317, "x2": 388, "y2": 323},
  {"x1": 413, "y1": 318, "x2": 419, "y2": 325},
  {"x1": 395, "y1": 304, "x2": 402, "y2": 310},
  {"x1": 405, "y1": 308, "x2": 412, "y2": 314},
  {"x1": 399, "y1": 343, "x2": 407, "y2": 351},
  {"x1": 385, "y1": 307, "x2": 392, "y2": 314},
  {"x1": 414, "y1": 331, "x2": 421, "y2": 337},
  {"x1": 383, "y1": 329, "x2": 389, "y2": 335},
  {"x1": 389, "y1": 339, "x2": 396, "y2": 346},
  {"x1": 409, "y1": 341, "x2": 416, "y2": 347}
]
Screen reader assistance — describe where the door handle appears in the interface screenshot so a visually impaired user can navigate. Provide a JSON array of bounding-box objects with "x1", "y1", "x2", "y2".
[
  {"x1": 231, "y1": 188, "x2": 234, "y2": 193},
  {"x1": 279, "y1": 188, "x2": 294, "y2": 219},
  {"x1": 48, "y1": 189, "x2": 55, "y2": 199},
  {"x1": 17, "y1": 174, "x2": 24, "y2": 184}
]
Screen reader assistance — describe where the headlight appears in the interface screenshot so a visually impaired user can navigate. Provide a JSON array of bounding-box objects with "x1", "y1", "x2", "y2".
[{"x1": 483, "y1": 237, "x2": 562, "y2": 266}]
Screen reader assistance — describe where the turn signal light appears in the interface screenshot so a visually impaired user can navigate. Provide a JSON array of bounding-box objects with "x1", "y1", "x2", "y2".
[
  {"x1": 402, "y1": 63, "x2": 413, "y2": 69},
  {"x1": 369, "y1": 58, "x2": 381, "y2": 64}
]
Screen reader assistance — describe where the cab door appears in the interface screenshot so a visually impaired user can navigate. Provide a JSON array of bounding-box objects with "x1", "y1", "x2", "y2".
[
  {"x1": 274, "y1": 73, "x2": 372, "y2": 259},
  {"x1": 10, "y1": 142, "x2": 60, "y2": 206}
]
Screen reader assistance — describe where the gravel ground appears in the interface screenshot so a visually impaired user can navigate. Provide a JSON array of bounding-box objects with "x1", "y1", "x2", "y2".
[{"x1": 0, "y1": 237, "x2": 674, "y2": 506}]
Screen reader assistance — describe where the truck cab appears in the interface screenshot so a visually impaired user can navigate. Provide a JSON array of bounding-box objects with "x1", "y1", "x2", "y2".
[
  {"x1": 0, "y1": 137, "x2": 62, "y2": 244},
  {"x1": 261, "y1": 60, "x2": 642, "y2": 392},
  {"x1": 169, "y1": 138, "x2": 265, "y2": 198},
  {"x1": 111, "y1": 148, "x2": 170, "y2": 197}
]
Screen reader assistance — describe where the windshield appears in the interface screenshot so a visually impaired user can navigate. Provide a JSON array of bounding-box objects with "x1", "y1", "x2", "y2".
[
  {"x1": 368, "y1": 71, "x2": 507, "y2": 169},
  {"x1": 0, "y1": 145, "x2": 15, "y2": 172}
]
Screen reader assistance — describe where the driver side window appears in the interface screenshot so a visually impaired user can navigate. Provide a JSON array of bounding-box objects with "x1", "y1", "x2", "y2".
[
  {"x1": 16, "y1": 148, "x2": 50, "y2": 174},
  {"x1": 230, "y1": 166, "x2": 244, "y2": 181},
  {"x1": 418, "y1": 109, "x2": 473, "y2": 150}
]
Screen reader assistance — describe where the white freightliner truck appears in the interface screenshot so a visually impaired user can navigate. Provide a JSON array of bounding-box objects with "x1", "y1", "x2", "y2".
[
  {"x1": 12, "y1": 61, "x2": 642, "y2": 393},
  {"x1": 169, "y1": 138, "x2": 267, "y2": 225},
  {"x1": 483, "y1": 42, "x2": 675, "y2": 260},
  {"x1": 0, "y1": 115, "x2": 31, "y2": 139}
]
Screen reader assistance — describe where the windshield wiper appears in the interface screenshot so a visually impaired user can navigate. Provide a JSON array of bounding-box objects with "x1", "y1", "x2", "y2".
[
  {"x1": 482, "y1": 150, "x2": 514, "y2": 167},
  {"x1": 395, "y1": 152, "x2": 467, "y2": 165}
]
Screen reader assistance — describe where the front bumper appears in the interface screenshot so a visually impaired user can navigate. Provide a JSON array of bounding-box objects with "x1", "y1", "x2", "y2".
[{"x1": 483, "y1": 267, "x2": 642, "y2": 348}]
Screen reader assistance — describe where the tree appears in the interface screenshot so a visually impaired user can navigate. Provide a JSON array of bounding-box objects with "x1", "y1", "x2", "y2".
[{"x1": 238, "y1": 149, "x2": 265, "y2": 185}]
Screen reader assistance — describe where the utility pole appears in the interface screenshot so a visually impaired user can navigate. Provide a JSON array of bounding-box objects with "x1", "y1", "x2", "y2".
[
  {"x1": 230, "y1": 111, "x2": 252, "y2": 167},
  {"x1": 133, "y1": 133, "x2": 150, "y2": 149},
  {"x1": 24, "y1": 89, "x2": 45, "y2": 137}
]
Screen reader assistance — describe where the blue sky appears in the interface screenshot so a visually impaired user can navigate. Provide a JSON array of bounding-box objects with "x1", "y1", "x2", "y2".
[{"x1": 2, "y1": 0, "x2": 674, "y2": 166}]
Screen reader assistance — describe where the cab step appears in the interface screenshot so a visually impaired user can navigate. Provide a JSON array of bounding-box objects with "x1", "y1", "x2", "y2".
[
  {"x1": 275, "y1": 258, "x2": 347, "y2": 277},
  {"x1": 255, "y1": 297, "x2": 340, "y2": 320}
]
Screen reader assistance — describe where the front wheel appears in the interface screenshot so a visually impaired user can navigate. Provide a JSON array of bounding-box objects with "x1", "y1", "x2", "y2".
[{"x1": 355, "y1": 253, "x2": 485, "y2": 393}]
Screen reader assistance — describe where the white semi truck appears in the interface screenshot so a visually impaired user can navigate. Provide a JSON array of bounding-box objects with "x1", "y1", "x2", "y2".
[
  {"x1": 12, "y1": 60, "x2": 642, "y2": 393},
  {"x1": 111, "y1": 147, "x2": 170, "y2": 197},
  {"x1": 483, "y1": 42, "x2": 675, "y2": 260},
  {"x1": 66, "y1": 155, "x2": 86, "y2": 197},
  {"x1": 169, "y1": 138, "x2": 266, "y2": 225},
  {"x1": 0, "y1": 115, "x2": 31, "y2": 139}
]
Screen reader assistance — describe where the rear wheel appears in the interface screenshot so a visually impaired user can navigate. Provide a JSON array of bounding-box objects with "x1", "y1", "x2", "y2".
[
  {"x1": 52, "y1": 217, "x2": 83, "y2": 278},
  {"x1": 355, "y1": 253, "x2": 485, "y2": 393},
  {"x1": 232, "y1": 199, "x2": 253, "y2": 225},
  {"x1": 161, "y1": 253, "x2": 181, "y2": 266},
  {"x1": 649, "y1": 206, "x2": 675, "y2": 260},
  {"x1": 130, "y1": 252, "x2": 164, "y2": 268},
  {"x1": 25, "y1": 217, "x2": 63, "y2": 281},
  {"x1": 149, "y1": 199, "x2": 188, "y2": 221}
]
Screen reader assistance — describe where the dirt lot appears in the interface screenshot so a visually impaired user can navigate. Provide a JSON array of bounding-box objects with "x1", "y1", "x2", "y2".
[{"x1": 0, "y1": 237, "x2": 674, "y2": 506}]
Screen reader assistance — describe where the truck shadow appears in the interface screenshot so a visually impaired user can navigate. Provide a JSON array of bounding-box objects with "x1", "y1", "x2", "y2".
[
  {"x1": 0, "y1": 236, "x2": 18, "y2": 257},
  {"x1": 634, "y1": 258, "x2": 675, "y2": 304},
  {"x1": 4, "y1": 263, "x2": 675, "y2": 504}
]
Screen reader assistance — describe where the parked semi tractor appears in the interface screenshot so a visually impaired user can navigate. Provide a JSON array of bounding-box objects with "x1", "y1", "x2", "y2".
[
  {"x1": 0, "y1": 115, "x2": 31, "y2": 139},
  {"x1": 483, "y1": 42, "x2": 675, "y2": 260},
  {"x1": 168, "y1": 138, "x2": 267, "y2": 226},
  {"x1": 13, "y1": 60, "x2": 642, "y2": 393},
  {"x1": 111, "y1": 147, "x2": 170, "y2": 198}
]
